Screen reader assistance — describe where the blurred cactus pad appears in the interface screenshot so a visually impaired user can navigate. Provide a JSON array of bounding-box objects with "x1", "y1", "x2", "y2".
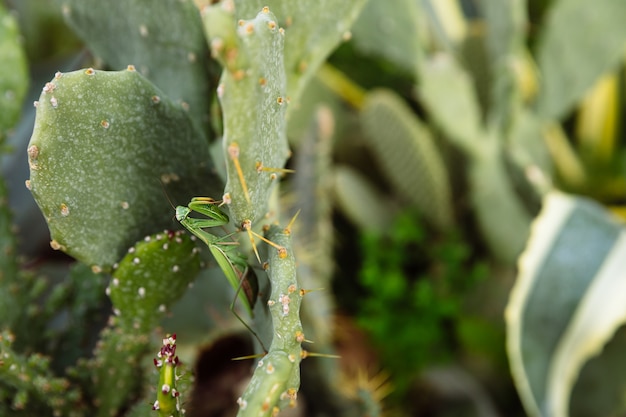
[{"x1": 5, "y1": 1, "x2": 626, "y2": 416}]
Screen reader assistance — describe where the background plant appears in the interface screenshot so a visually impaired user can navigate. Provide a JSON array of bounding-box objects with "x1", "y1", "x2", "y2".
[{"x1": 3, "y1": 0, "x2": 626, "y2": 416}]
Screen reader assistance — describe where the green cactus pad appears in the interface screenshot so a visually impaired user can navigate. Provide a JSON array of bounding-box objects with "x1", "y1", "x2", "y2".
[
  {"x1": 213, "y1": 7, "x2": 290, "y2": 225},
  {"x1": 27, "y1": 67, "x2": 221, "y2": 269},
  {"x1": 88, "y1": 321, "x2": 151, "y2": 417},
  {"x1": 232, "y1": 0, "x2": 367, "y2": 109},
  {"x1": 237, "y1": 224, "x2": 303, "y2": 416},
  {"x1": 108, "y1": 230, "x2": 201, "y2": 332},
  {"x1": 361, "y1": 89, "x2": 453, "y2": 230},
  {"x1": 0, "y1": 4, "x2": 29, "y2": 143},
  {"x1": 59, "y1": 0, "x2": 214, "y2": 133}
]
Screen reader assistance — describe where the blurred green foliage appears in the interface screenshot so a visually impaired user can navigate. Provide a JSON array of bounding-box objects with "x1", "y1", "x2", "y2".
[{"x1": 357, "y1": 211, "x2": 487, "y2": 398}]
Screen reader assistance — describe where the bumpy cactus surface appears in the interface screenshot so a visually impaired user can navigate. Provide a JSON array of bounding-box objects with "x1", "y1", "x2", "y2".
[
  {"x1": 361, "y1": 89, "x2": 453, "y2": 231},
  {"x1": 85, "y1": 321, "x2": 151, "y2": 417},
  {"x1": 152, "y1": 334, "x2": 184, "y2": 417},
  {"x1": 59, "y1": 0, "x2": 215, "y2": 134},
  {"x1": 232, "y1": 0, "x2": 367, "y2": 109},
  {"x1": 27, "y1": 67, "x2": 221, "y2": 270},
  {"x1": 237, "y1": 223, "x2": 303, "y2": 416},
  {"x1": 203, "y1": 6, "x2": 290, "y2": 226},
  {"x1": 107, "y1": 230, "x2": 201, "y2": 333}
]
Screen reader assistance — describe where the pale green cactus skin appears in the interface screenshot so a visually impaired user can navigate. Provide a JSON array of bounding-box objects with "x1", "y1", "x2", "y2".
[
  {"x1": 232, "y1": 0, "x2": 367, "y2": 111},
  {"x1": 237, "y1": 224, "x2": 304, "y2": 416},
  {"x1": 361, "y1": 89, "x2": 453, "y2": 231},
  {"x1": 58, "y1": 0, "x2": 215, "y2": 135},
  {"x1": 27, "y1": 67, "x2": 221, "y2": 270},
  {"x1": 202, "y1": 6, "x2": 289, "y2": 226}
]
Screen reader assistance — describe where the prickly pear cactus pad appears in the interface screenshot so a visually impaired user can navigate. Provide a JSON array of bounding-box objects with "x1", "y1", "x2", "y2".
[
  {"x1": 107, "y1": 230, "x2": 201, "y2": 333},
  {"x1": 59, "y1": 0, "x2": 214, "y2": 134},
  {"x1": 214, "y1": 7, "x2": 290, "y2": 225},
  {"x1": 27, "y1": 67, "x2": 221, "y2": 269}
]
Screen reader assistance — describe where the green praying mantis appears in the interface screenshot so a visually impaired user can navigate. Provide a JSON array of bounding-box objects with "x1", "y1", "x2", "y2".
[{"x1": 175, "y1": 197, "x2": 262, "y2": 344}]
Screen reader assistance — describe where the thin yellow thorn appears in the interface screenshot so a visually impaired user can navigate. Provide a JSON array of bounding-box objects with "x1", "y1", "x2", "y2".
[
  {"x1": 285, "y1": 209, "x2": 301, "y2": 235},
  {"x1": 299, "y1": 287, "x2": 324, "y2": 297},
  {"x1": 242, "y1": 219, "x2": 262, "y2": 264},
  {"x1": 301, "y1": 350, "x2": 341, "y2": 360},
  {"x1": 255, "y1": 161, "x2": 296, "y2": 174},
  {"x1": 231, "y1": 352, "x2": 266, "y2": 361},
  {"x1": 228, "y1": 143, "x2": 251, "y2": 204},
  {"x1": 249, "y1": 227, "x2": 286, "y2": 253}
]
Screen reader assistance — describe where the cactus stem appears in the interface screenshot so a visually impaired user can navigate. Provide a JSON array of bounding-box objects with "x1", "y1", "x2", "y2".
[{"x1": 227, "y1": 142, "x2": 251, "y2": 204}]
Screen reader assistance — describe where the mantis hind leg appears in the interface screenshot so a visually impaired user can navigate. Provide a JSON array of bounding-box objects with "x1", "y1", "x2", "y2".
[{"x1": 230, "y1": 266, "x2": 267, "y2": 353}]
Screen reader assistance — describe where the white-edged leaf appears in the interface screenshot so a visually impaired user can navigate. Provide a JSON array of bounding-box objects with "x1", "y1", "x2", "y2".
[{"x1": 507, "y1": 191, "x2": 626, "y2": 417}]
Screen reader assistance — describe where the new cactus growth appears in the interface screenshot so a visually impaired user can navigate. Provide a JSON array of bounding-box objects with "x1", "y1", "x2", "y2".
[
  {"x1": 228, "y1": 0, "x2": 367, "y2": 110},
  {"x1": 27, "y1": 67, "x2": 221, "y2": 270},
  {"x1": 152, "y1": 334, "x2": 184, "y2": 417}
]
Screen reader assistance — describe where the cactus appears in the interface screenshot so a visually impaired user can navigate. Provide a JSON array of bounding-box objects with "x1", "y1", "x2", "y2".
[
  {"x1": 236, "y1": 223, "x2": 303, "y2": 417},
  {"x1": 0, "y1": 330, "x2": 84, "y2": 417},
  {"x1": 230, "y1": 0, "x2": 367, "y2": 110},
  {"x1": 0, "y1": 3, "x2": 29, "y2": 143},
  {"x1": 361, "y1": 89, "x2": 453, "y2": 230},
  {"x1": 59, "y1": 0, "x2": 215, "y2": 134},
  {"x1": 74, "y1": 231, "x2": 202, "y2": 415},
  {"x1": 291, "y1": 107, "x2": 335, "y2": 346},
  {"x1": 152, "y1": 334, "x2": 184, "y2": 417},
  {"x1": 332, "y1": 165, "x2": 395, "y2": 234},
  {"x1": 202, "y1": 6, "x2": 290, "y2": 226},
  {"x1": 82, "y1": 320, "x2": 151, "y2": 417},
  {"x1": 27, "y1": 67, "x2": 222, "y2": 270},
  {"x1": 0, "y1": 177, "x2": 23, "y2": 330},
  {"x1": 107, "y1": 230, "x2": 202, "y2": 333}
]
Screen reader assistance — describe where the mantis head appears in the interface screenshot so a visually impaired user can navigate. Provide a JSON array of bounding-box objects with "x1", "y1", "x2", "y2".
[{"x1": 175, "y1": 206, "x2": 191, "y2": 222}]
